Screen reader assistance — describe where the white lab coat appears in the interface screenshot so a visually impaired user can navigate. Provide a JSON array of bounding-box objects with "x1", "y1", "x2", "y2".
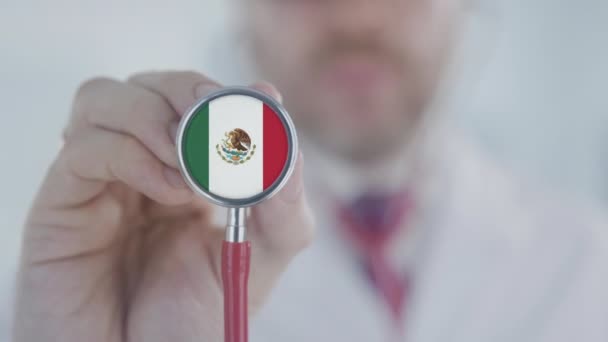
[{"x1": 250, "y1": 126, "x2": 608, "y2": 342}]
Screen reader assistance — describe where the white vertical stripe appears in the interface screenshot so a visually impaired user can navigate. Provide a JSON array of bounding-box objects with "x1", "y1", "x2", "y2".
[{"x1": 208, "y1": 94, "x2": 264, "y2": 199}]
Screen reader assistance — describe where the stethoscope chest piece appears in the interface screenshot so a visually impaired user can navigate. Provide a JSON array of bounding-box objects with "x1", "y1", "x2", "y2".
[{"x1": 176, "y1": 86, "x2": 298, "y2": 342}]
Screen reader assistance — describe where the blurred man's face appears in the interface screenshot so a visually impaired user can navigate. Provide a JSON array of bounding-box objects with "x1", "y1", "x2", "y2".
[{"x1": 245, "y1": 0, "x2": 463, "y2": 161}]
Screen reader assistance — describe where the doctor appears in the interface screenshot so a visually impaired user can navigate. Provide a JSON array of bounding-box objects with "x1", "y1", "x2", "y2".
[{"x1": 12, "y1": 0, "x2": 608, "y2": 341}]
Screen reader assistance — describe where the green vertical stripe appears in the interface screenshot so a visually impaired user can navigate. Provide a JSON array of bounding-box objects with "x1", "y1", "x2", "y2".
[{"x1": 183, "y1": 103, "x2": 209, "y2": 190}]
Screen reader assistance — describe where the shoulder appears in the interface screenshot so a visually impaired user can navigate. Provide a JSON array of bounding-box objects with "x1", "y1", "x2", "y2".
[
  {"x1": 435, "y1": 131, "x2": 608, "y2": 284},
  {"x1": 413, "y1": 132, "x2": 608, "y2": 337},
  {"x1": 445, "y1": 133, "x2": 608, "y2": 242}
]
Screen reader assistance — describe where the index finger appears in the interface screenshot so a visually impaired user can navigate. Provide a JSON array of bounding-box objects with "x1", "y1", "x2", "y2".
[{"x1": 127, "y1": 70, "x2": 221, "y2": 116}]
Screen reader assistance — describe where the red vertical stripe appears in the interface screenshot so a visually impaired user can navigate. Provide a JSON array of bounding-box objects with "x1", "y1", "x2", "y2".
[{"x1": 263, "y1": 104, "x2": 288, "y2": 189}]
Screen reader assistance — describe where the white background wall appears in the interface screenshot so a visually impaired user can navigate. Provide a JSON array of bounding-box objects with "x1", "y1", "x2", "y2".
[{"x1": 0, "y1": 0, "x2": 607, "y2": 339}]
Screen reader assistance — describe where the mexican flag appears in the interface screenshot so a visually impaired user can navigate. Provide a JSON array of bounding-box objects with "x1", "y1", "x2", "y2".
[{"x1": 181, "y1": 94, "x2": 289, "y2": 199}]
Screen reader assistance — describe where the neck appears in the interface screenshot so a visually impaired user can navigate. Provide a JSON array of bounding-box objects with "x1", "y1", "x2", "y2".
[
  {"x1": 301, "y1": 134, "x2": 416, "y2": 201},
  {"x1": 300, "y1": 112, "x2": 450, "y2": 200}
]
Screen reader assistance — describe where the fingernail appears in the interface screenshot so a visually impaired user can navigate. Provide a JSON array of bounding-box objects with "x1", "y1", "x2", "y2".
[
  {"x1": 195, "y1": 83, "x2": 220, "y2": 99},
  {"x1": 277, "y1": 153, "x2": 304, "y2": 203},
  {"x1": 164, "y1": 167, "x2": 188, "y2": 189}
]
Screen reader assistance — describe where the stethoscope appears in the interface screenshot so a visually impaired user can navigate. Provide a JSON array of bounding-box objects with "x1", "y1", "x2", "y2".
[{"x1": 176, "y1": 86, "x2": 298, "y2": 342}]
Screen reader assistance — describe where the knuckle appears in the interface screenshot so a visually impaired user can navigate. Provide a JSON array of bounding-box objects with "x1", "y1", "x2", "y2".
[
  {"x1": 111, "y1": 136, "x2": 138, "y2": 179},
  {"x1": 117, "y1": 135, "x2": 141, "y2": 160},
  {"x1": 74, "y1": 76, "x2": 113, "y2": 101},
  {"x1": 128, "y1": 92, "x2": 155, "y2": 117},
  {"x1": 128, "y1": 70, "x2": 210, "y2": 87},
  {"x1": 59, "y1": 141, "x2": 84, "y2": 178},
  {"x1": 61, "y1": 125, "x2": 72, "y2": 142},
  {"x1": 72, "y1": 76, "x2": 115, "y2": 120},
  {"x1": 127, "y1": 93, "x2": 168, "y2": 134},
  {"x1": 171, "y1": 70, "x2": 206, "y2": 82},
  {"x1": 132, "y1": 89, "x2": 169, "y2": 115},
  {"x1": 86, "y1": 192, "x2": 124, "y2": 243},
  {"x1": 60, "y1": 140, "x2": 78, "y2": 166},
  {"x1": 116, "y1": 136, "x2": 156, "y2": 179},
  {"x1": 161, "y1": 70, "x2": 211, "y2": 89},
  {"x1": 126, "y1": 70, "x2": 155, "y2": 83}
]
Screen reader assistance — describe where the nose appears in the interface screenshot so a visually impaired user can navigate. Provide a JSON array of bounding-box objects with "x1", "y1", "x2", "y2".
[{"x1": 326, "y1": 0, "x2": 392, "y2": 37}]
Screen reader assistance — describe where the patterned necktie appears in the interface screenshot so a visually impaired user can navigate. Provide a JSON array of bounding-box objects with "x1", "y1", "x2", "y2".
[{"x1": 336, "y1": 191, "x2": 412, "y2": 329}]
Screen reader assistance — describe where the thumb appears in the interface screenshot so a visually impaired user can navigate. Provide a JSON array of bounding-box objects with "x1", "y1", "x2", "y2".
[
  {"x1": 247, "y1": 80, "x2": 313, "y2": 255},
  {"x1": 249, "y1": 152, "x2": 314, "y2": 254},
  {"x1": 246, "y1": 152, "x2": 315, "y2": 306}
]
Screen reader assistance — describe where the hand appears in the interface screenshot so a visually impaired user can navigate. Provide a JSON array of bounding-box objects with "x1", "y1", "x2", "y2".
[{"x1": 12, "y1": 71, "x2": 314, "y2": 342}]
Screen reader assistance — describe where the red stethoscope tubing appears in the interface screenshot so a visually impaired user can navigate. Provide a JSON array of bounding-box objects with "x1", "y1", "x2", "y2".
[{"x1": 221, "y1": 240, "x2": 252, "y2": 342}]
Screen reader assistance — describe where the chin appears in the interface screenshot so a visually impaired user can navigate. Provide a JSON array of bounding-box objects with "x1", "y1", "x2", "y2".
[
  {"x1": 330, "y1": 96, "x2": 404, "y2": 129},
  {"x1": 318, "y1": 116, "x2": 409, "y2": 163},
  {"x1": 328, "y1": 132, "x2": 405, "y2": 163},
  {"x1": 287, "y1": 85, "x2": 417, "y2": 159}
]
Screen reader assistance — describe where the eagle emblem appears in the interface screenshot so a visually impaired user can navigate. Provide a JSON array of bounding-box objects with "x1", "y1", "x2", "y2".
[{"x1": 216, "y1": 128, "x2": 256, "y2": 165}]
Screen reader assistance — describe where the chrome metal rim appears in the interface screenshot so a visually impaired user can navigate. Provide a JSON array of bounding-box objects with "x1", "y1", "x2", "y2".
[{"x1": 176, "y1": 86, "x2": 298, "y2": 208}]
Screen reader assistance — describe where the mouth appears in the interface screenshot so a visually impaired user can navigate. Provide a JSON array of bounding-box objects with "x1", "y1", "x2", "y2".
[{"x1": 319, "y1": 55, "x2": 397, "y2": 96}]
